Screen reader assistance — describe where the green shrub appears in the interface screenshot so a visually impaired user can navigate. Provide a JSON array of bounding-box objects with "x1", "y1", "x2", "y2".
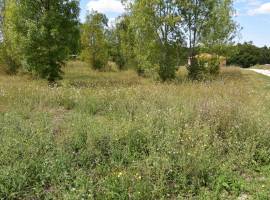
[
  {"x1": 188, "y1": 54, "x2": 220, "y2": 80},
  {"x1": 159, "y1": 64, "x2": 176, "y2": 81}
]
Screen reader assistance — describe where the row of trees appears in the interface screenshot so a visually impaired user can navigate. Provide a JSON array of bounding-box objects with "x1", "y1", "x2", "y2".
[
  {"x1": 1, "y1": 0, "x2": 238, "y2": 82},
  {"x1": 81, "y1": 0, "x2": 238, "y2": 80},
  {"x1": 228, "y1": 42, "x2": 270, "y2": 68}
]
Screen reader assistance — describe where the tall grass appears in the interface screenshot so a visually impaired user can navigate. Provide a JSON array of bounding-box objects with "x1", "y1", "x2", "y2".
[{"x1": 0, "y1": 62, "x2": 270, "y2": 199}]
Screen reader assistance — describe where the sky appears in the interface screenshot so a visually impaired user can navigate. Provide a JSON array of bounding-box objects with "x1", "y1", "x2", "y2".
[{"x1": 80, "y1": 0, "x2": 270, "y2": 47}]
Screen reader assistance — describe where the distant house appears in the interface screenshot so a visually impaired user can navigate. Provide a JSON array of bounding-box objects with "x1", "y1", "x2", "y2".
[{"x1": 188, "y1": 53, "x2": 227, "y2": 67}]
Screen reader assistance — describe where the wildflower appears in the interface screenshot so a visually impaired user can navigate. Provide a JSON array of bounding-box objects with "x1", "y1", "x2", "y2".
[
  {"x1": 135, "y1": 173, "x2": 142, "y2": 180},
  {"x1": 118, "y1": 172, "x2": 123, "y2": 178}
]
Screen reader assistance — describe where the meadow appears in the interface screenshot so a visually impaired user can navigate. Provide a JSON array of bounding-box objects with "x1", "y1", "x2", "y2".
[{"x1": 1, "y1": 61, "x2": 270, "y2": 199}]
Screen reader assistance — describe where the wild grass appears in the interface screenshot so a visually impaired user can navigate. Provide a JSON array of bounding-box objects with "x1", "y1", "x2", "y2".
[{"x1": 1, "y1": 62, "x2": 270, "y2": 199}]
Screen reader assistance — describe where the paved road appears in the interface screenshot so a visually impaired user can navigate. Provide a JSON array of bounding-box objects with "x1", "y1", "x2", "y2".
[{"x1": 248, "y1": 69, "x2": 270, "y2": 77}]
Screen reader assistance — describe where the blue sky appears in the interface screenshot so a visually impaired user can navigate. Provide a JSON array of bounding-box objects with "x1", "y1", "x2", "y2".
[{"x1": 80, "y1": 0, "x2": 270, "y2": 47}]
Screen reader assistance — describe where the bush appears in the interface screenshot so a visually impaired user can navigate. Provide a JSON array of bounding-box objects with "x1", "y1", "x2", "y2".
[
  {"x1": 159, "y1": 57, "x2": 177, "y2": 81},
  {"x1": 188, "y1": 54, "x2": 220, "y2": 80},
  {"x1": 80, "y1": 49, "x2": 109, "y2": 71}
]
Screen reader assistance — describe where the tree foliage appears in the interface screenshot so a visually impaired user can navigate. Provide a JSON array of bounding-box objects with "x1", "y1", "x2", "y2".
[
  {"x1": 1, "y1": 0, "x2": 80, "y2": 81},
  {"x1": 126, "y1": 0, "x2": 184, "y2": 80},
  {"x1": 0, "y1": 0, "x2": 22, "y2": 74},
  {"x1": 228, "y1": 42, "x2": 270, "y2": 68},
  {"x1": 1, "y1": 0, "x2": 240, "y2": 81},
  {"x1": 108, "y1": 14, "x2": 136, "y2": 70},
  {"x1": 121, "y1": 0, "x2": 238, "y2": 80},
  {"x1": 81, "y1": 11, "x2": 109, "y2": 70},
  {"x1": 177, "y1": 0, "x2": 238, "y2": 79}
]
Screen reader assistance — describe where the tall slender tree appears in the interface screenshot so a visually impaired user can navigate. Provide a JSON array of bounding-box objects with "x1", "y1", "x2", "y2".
[
  {"x1": 128, "y1": 0, "x2": 184, "y2": 80},
  {"x1": 201, "y1": 0, "x2": 239, "y2": 55},
  {"x1": 109, "y1": 14, "x2": 136, "y2": 70},
  {"x1": 0, "y1": 0, "x2": 22, "y2": 74},
  {"x1": 81, "y1": 11, "x2": 109, "y2": 70}
]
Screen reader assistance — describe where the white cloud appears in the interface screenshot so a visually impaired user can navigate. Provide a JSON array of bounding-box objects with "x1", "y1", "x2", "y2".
[
  {"x1": 235, "y1": 0, "x2": 270, "y2": 16},
  {"x1": 237, "y1": 0, "x2": 262, "y2": 6},
  {"x1": 249, "y1": 2, "x2": 270, "y2": 15},
  {"x1": 234, "y1": 0, "x2": 262, "y2": 16},
  {"x1": 87, "y1": 0, "x2": 125, "y2": 14}
]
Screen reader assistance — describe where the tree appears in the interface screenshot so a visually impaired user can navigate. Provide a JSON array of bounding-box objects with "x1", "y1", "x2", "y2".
[
  {"x1": 259, "y1": 46, "x2": 270, "y2": 65},
  {"x1": 123, "y1": 0, "x2": 237, "y2": 80},
  {"x1": 81, "y1": 11, "x2": 109, "y2": 70},
  {"x1": 2, "y1": 0, "x2": 80, "y2": 81},
  {"x1": 201, "y1": 0, "x2": 239, "y2": 55},
  {"x1": 127, "y1": 0, "x2": 184, "y2": 81},
  {"x1": 177, "y1": 0, "x2": 238, "y2": 79},
  {"x1": 108, "y1": 14, "x2": 136, "y2": 70},
  {"x1": 0, "y1": 0, "x2": 22, "y2": 74},
  {"x1": 228, "y1": 42, "x2": 261, "y2": 68}
]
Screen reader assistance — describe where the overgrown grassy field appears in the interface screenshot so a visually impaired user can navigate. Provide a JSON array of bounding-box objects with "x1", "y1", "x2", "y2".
[{"x1": 1, "y1": 61, "x2": 270, "y2": 199}]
